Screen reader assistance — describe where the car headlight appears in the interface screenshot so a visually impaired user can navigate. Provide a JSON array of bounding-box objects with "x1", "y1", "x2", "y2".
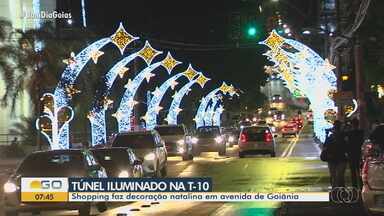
[
  {"x1": 191, "y1": 137, "x2": 198, "y2": 144},
  {"x1": 118, "y1": 170, "x2": 130, "y2": 178},
  {"x1": 4, "y1": 182, "x2": 17, "y2": 193},
  {"x1": 228, "y1": 136, "x2": 235, "y2": 142},
  {"x1": 177, "y1": 147, "x2": 185, "y2": 153},
  {"x1": 144, "y1": 153, "x2": 156, "y2": 161},
  {"x1": 177, "y1": 139, "x2": 185, "y2": 145},
  {"x1": 215, "y1": 136, "x2": 223, "y2": 143}
]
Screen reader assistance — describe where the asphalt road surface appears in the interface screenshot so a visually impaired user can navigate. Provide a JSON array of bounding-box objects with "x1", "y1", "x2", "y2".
[{"x1": 1, "y1": 125, "x2": 369, "y2": 216}]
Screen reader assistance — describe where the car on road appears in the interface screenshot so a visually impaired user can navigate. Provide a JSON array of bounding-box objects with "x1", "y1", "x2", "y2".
[
  {"x1": 361, "y1": 124, "x2": 384, "y2": 215},
  {"x1": 192, "y1": 126, "x2": 226, "y2": 156},
  {"x1": 3, "y1": 149, "x2": 108, "y2": 216},
  {"x1": 90, "y1": 148, "x2": 144, "y2": 178},
  {"x1": 222, "y1": 127, "x2": 240, "y2": 147},
  {"x1": 154, "y1": 124, "x2": 193, "y2": 161},
  {"x1": 238, "y1": 126, "x2": 276, "y2": 158},
  {"x1": 281, "y1": 121, "x2": 299, "y2": 138},
  {"x1": 110, "y1": 130, "x2": 167, "y2": 177}
]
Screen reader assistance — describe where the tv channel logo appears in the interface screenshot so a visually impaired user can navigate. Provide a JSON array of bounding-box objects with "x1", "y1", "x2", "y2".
[{"x1": 21, "y1": 178, "x2": 68, "y2": 192}]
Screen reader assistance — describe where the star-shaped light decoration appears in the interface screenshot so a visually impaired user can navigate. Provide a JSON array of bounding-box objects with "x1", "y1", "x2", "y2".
[
  {"x1": 87, "y1": 111, "x2": 96, "y2": 122},
  {"x1": 141, "y1": 113, "x2": 149, "y2": 122},
  {"x1": 138, "y1": 41, "x2": 163, "y2": 65},
  {"x1": 117, "y1": 66, "x2": 129, "y2": 78},
  {"x1": 90, "y1": 50, "x2": 104, "y2": 64},
  {"x1": 259, "y1": 30, "x2": 285, "y2": 51},
  {"x1": 110, "y1": 22, "x2": 139, "y2": 55},
  {"x1": 111, "y1": 111, "x2": 123, "y2": 120},
  {"x1": 127, "y1": 99, "x2": 138, "y2": 108},
  {"x1": 124, "y1": 79, "x2": 134, "y2": 91},
  {"x1": 63, "y1": 52, "x2": 77, "y2": 69},
  {"x1": 175, "y1": 107, "x2": 183, "y2": 114},
  {"x1": 323, "y1": 58, "x2": 336, "y2": 71},
  {"x1": 155, "y1": 105, "x2": 163, "y2": 114},
  {"x1": 170, "y1": 80, "x2": 179, "y2": 90},
  {"x1": 102, "y1": 96, "x2": 114, "y2": 110},
  {"x1": 228, "y1": 84, "x2": 238, "y2": 96},
  {"x1": 152, "y1": 87, "x2": 162, "y2": 98},
  {"x1": 171, "y1": 91, "x2": 178, "y2": 98},
  {"x1": 144, "y1": 72, "x2": 155, "y2": 83},
  {"x1": 65, "y1": 84, "x2": 81, "y2": 99},
  {"x1": 217, "y1": 106, "x2": 225, "y2": 113},
  {"x1": 182, "y1": 64, "x2": 199, "y2": 81},
  {"x1": 219, "y1": 82, "x2": 231, "y2": 94},
  {"x1": 195, "y1": 74, "x2": 210, "y2": 88},
  {"x1": 161, "y1": 52, "x2": 181, "y2": 74}
]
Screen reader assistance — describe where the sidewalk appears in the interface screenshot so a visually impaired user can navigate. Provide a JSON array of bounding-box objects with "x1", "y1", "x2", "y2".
[{"x1": 277, "y1": 202, "x2": 368, "y2": 216}]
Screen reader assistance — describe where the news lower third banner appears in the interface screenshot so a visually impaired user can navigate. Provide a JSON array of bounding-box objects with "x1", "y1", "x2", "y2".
[{"x1": 21, "y1": 178, "x2": 329, "y2": 202}]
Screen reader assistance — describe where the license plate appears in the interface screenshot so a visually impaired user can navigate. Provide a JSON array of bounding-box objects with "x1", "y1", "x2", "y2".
[{"x1": 375, "y1": 195, "x2": 384, "y2": 207}]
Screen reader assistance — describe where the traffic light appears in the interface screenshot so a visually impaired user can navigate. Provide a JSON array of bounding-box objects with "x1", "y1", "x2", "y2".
[{"x1": 247, "y1": 26, "x2": 257, "y2": 36}]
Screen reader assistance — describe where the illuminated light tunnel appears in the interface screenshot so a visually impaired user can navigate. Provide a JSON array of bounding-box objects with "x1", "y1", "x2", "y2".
[{"x1": 213, "y1": 105, "x2": 224, "y2": 126}]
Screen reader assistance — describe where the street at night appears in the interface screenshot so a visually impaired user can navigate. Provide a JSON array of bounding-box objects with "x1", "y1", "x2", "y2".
[{"x1": 0, "y1": 0, "x2": 383, "y2": 216}]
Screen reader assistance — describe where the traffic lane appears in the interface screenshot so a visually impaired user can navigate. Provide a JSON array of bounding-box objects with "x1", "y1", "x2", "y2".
[{"x1": 101, "y1": 134, "x2": 329, "y2": 216}]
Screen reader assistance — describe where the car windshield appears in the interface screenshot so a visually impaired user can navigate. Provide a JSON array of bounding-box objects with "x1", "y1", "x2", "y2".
[
  {"x1": 17, "y1": 152, "x2": 86, "y2": 176},
  {"x1": 91, "y1": 149, "x2": 130, "y2": 170},
  {"x1": 155, "y1": 126, "x2": 184, "y2": 136},
  {"x1": 112, "y1": 134, "x2": 155, "y2": 148},
  {"x1": 197, "y1": 127, "x2": 220, "y2": 137}
]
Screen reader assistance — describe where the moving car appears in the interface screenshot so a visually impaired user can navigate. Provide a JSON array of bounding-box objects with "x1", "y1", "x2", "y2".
[
  {"x1": 110, "y1": 130, "x2": 167, "y2": 177},
  {"x1": 154, "y1": 124, "x2": 193, "y2": 161},
  {"x1": 281, "y1": 121, "x2": 299, "y2": 138},
  {"x1": 192, "y1": 126, "x2": 226, "y2": 156},
  {"x1": 91, "y1": 148, "x2": 143, "y2": 178},
  {"x1": 292, "y1": 116, "x2": 304, "y2": 129},
  {"x1": 238, "y1": 126, "x2": 276, "y2": 158},
  {"x1": 3, "y1": 149, "x2": 107, "y2": 216},
  {"x1": 361, "y1": 124, "x2": 384, "y2": 215},
  {"x1": 222, "y1": 127, "x2": 240, "y2": 147}
]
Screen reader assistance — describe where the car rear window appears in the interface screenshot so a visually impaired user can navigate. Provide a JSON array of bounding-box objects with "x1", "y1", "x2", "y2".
[
  {"x1": 242, "y1": 127, "x2": 270, "y2": 141},
  {"x1": 91, "y1": 149, "x2": 130, "y2": 170},
  {"x1": 17, "y1": 152, "x2": 86, "y2": 176},
  {"x1": 197, "y1": 127, "x2": 220, "y2": 137},
  {"x1": 112, "y1": 134, "x2": 155, "y2": 148},
  {"x1": 155, "y1": 126, "x2": 184, "y2": 136}
]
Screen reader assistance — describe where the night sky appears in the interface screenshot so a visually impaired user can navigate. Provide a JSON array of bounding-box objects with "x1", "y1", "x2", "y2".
[{"x1": 58, "y1": 0, "x2": 318, "y2": 115}]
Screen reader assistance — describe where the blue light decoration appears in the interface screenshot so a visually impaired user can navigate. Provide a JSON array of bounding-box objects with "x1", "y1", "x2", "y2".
[
  {"x1": 81, "y1": 0, "x2": 87, "y2": 28},
  {"x1": 144, "y1": 73, "x2": 189, "y2": 130},
  {"x1": 89, "y1": 51, "x2": 141, "y2": 146},
  {"x1": 194, "y1": 82, "x2": 234, "y2": 128},
  {"x1": 213, "y1": 105, "x2": 224, "y2": 126},
  {"x1": 50, "y1": 23, "x2": 138, "y2": 149},
  {"x1": 165, "y1": 65, "x2": 208, "y2": 125},
  {"x1": 116, "y1": 50, "x2": 183, "y2": 132},
  {"x1": 36, "y1": 93, "x2": 74, "y2": 150},
  {"x1": 259, "y1": 30, "x2": 337, "y2": 142},
  {"x1": 204, "y1": 97, "x2": 220, "y2": 126}
]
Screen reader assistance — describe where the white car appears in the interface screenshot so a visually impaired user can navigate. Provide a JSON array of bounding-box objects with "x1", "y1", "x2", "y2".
[
  {"x1": 110, "y1": 130, "x2": 168, "y2": 177},
  {"x1": 238, "y1": 126, "x2": 276, "y2": 158}
]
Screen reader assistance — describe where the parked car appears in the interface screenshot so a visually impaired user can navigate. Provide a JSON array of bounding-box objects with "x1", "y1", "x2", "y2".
[
  {"x1": 154, "y1": 124, "x2": 193, "y2": 161},
  {"x1": 361, "y1": 124, "x2": 384, "y2": 215},
  {"x1": 3, "y1": 149, "x2": 107, "y2": 216},
  {"x1": 281, "y1": 121, "x2": 299, "y2": 138},
  {"x1": 238, "y1": 126, "x2": 276, "y2": 158},
  {"x1": 192, "y1": 126, "x2": 226, "y2": 156},
  {"x1": 90, "y1": 148, "x2": 143, "y2": 178},
  {"x1": 110, "y1": 130, "x2": 167, "y2": 177}
]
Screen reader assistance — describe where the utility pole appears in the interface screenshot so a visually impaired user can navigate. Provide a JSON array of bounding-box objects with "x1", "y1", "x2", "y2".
[{"x1": 354, "y1": 36, "x2": 367, "y2": 130}]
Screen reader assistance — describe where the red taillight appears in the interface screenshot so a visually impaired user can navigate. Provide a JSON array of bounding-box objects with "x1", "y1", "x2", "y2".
[
  {"x1": 264, "y1": 131, "x2": 273, "y2": 142},
  {"x1": 240, "y1": 133, "x2": 248, "y2": 143}
]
